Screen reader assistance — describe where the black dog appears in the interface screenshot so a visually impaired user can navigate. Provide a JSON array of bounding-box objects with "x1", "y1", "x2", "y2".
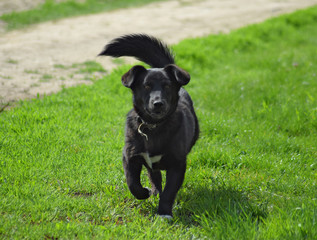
[{"x1": 99, "y1": 34, "x2": 199, "y2": 218}]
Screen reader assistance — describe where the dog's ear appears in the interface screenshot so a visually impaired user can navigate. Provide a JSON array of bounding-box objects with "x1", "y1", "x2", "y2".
[
  {"x1": 122, "y1": 65, "x2": 146, "y2": 88},
  {"x1": 164, "y1": 64, "x2": 190, "y2": 86}
]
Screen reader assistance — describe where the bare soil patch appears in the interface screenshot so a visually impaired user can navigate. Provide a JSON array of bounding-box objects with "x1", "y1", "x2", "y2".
[{"x1": 1, "y1": 0, "x2": 317, "y2": 104}]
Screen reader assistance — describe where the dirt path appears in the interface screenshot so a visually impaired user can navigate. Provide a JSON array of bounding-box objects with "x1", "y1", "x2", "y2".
[{"x1": 1, "y1": 0, "x2": 317, "y2": 104}]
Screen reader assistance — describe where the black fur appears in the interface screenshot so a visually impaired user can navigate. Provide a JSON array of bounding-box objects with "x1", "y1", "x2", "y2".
[
  {"x1": 99, "y1": 34, "x2": 199, "y2": 217},
  {"x1": 98, "y1": 34, "x2": 174, "y2": 68}
]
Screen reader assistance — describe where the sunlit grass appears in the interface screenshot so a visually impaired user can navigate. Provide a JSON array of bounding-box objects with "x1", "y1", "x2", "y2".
[{"x1": 0, "y1": 6, "x2": 316, "y2": 239}]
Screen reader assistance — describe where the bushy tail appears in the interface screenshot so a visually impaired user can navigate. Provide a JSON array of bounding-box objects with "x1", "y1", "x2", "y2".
[{"x1": 98, "y1": 34, "x2": 175, "y2": 68}]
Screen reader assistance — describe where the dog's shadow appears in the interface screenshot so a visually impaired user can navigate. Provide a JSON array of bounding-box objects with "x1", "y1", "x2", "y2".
[{"x1": 174, "y1": 184, "x2": 268, "y2": 226}]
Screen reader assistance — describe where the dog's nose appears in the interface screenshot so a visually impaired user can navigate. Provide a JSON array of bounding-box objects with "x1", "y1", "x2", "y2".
[{"x1": 153, "y1": 100, "x2": 164, "y2": 108}]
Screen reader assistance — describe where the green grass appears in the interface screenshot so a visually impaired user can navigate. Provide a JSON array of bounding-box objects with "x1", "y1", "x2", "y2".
[
  {"x1": 1, "y1": 6, "x2": 317, "y2": 239},
  {"x1": 0, "y1": 0, "x2": 168, "y2": 31}
]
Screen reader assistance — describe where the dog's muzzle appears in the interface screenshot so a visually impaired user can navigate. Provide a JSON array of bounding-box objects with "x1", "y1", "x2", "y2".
[{"x1": 148, "y1": 99, "x2": 168, "y2": 120}]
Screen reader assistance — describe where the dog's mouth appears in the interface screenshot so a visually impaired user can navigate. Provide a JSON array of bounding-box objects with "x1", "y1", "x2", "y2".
[
  {"x1": 149, "y1": 110, "x2": 166, "y2": 119},
  {"x1": 146, "y1": 107, "x2": 168, "y2": 121}
]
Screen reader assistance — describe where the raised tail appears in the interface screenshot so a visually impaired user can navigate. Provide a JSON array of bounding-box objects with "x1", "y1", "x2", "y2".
[{"x1": 98, "y1": 34, "x2": 175, "y2": 68}]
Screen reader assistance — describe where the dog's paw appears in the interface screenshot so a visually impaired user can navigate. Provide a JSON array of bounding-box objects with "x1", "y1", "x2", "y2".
[
  {"x1": 159, "y1": 214, "x2": 173, "y2": 220},
  {"x1": 144, "y1": 187, "x2": 152, "y2": 196},
  {"x1": 133, "y1": 187, "x2": 151, "y2": 200},
  {"x1": 145, "y1": 187, "x2": 160, "y2": 197},
  {"x1": 152, "y1": 188, "x2": 160, "y2": 196}
]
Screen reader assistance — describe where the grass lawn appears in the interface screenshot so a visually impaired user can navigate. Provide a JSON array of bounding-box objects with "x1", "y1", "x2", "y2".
[
  {"x1": 0, "y1": 0, "x2": 168, "y2": 31},
  {"x1": 1, "y1": 6, "x2": 317, "y2": 239}
]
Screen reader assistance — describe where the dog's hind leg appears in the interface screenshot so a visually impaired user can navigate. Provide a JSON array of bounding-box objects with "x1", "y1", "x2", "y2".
[
  {"x1": 147, "y1": 170, "x2": 162, "y2": 196},
  {"x1": 123, "y1": 156, "x2": 151, "y2": 200}
]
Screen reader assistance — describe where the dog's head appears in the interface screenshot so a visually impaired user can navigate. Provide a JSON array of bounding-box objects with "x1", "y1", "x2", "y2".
[{"x1": 122, "y1": 64, "x2": 190, "y2": 123}]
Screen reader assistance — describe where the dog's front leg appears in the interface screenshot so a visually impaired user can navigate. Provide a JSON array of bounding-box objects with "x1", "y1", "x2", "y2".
[
  {"x1": 123, "y1": 155, "x2": 151, "y2": 200},
  {"x1": 158, "y1": 163, "x2": 186, "y2": 217}
]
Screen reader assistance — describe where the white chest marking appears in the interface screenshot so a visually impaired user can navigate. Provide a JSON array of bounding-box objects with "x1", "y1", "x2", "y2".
[{"x1": 140, "y1": 152, "x2": 162, "y2": 169}]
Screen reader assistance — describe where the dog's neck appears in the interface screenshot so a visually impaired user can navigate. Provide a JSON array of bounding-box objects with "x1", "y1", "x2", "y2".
[
  {"x1": 137, "y1": 116, "x2": 167, "y2": 141},
  {"x1": 137, "y1": 119, "x2": 155, "y2": 141}
]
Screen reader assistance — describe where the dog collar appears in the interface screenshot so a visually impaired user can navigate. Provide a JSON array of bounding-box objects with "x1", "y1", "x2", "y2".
[{"x1": 137, "y1": 117, "x2": 157, "y2": 141}]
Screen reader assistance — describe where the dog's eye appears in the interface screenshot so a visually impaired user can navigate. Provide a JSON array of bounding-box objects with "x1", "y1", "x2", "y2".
[
  {"x1": 164, "y1": 85, "x2": 171, "y2": 89},
  {"x1": 144, "y1": 85, "x2": 151, "y2": 91}
]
